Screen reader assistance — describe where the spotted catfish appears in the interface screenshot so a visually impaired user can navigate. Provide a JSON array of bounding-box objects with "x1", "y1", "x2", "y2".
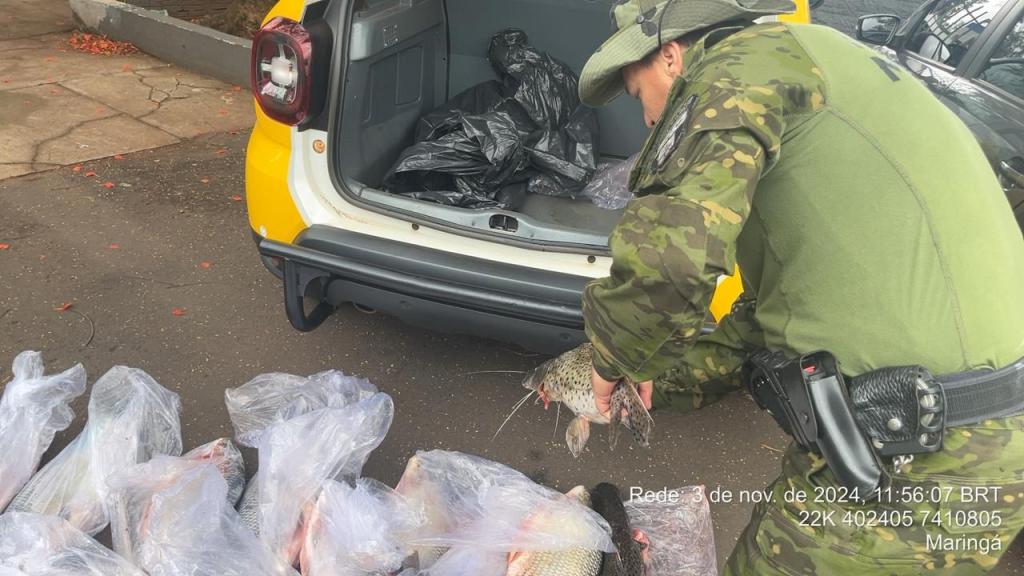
[{"x1": 518, "y1": 344, "x2": 653, "y2": 457}]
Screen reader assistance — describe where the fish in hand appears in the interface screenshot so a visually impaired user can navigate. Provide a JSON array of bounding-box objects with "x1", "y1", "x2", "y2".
[{"x1": 506, "y1": 344, "x2": 653, "y2": 457}]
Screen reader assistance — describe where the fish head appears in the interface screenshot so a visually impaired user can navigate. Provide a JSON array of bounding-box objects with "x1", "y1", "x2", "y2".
[{"x1": 522, "y1": 369, "x2": 558, "y2": 410}]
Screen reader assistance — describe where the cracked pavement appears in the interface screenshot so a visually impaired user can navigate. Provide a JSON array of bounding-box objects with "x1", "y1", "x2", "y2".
[{"x1": 0, "y1": 0, "x2": 253, "y2": 180}]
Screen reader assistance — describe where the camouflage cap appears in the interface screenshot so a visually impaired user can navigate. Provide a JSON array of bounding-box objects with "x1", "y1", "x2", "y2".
[{"x1": 579, "y1": 0, "x2": 795, "y2": 106}]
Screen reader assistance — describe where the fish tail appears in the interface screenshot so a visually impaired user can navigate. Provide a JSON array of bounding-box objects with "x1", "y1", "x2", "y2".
[{"x1": 610, "y1": 381, "x2": 654, "y2": 449}]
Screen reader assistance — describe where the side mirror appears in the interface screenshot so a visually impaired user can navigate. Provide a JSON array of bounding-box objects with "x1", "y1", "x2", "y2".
[{"x1": 857, "y1": 15, "x2": 901, "y2": 46}]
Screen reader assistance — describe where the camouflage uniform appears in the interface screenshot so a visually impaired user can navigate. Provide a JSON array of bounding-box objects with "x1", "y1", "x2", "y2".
[{"x1": 578, "y1": 1, "x2": 1024, "y2": 573}]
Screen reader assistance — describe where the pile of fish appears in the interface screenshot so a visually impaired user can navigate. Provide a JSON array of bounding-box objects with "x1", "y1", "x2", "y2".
[{"x1": 0, "y1": 352, "x2": 717, "y2": 576}]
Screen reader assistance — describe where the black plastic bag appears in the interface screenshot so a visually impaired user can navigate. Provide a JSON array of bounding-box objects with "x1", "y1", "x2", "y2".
[{"x1": 384, "y1": 29, "x2": 598, "y2": 209}]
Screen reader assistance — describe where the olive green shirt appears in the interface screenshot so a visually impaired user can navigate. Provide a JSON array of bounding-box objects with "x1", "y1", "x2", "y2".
[{"x1": 583, "y1": 23, "x2": 1024, "y2": 385}]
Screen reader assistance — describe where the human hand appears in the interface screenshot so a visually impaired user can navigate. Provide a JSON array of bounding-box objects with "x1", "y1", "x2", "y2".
[{"x1": 591, "y1": 366, "x2": 653, "y2": 418}]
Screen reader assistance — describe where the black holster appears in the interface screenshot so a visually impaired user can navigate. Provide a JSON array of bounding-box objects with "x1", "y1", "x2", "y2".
[{"x1": 744, "y1": 350, "x2": 886, "y2": 500}]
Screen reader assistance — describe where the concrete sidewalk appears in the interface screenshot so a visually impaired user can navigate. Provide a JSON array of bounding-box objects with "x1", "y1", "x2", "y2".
[{"x1": 0, "y1": 0, "x2": 253, "y2": 180}]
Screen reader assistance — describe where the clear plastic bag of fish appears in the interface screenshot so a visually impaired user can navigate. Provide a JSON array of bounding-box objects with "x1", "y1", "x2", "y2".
[
  {"x1": 107, "y1": 438, "x2": 246, "y2": 564},
  {"x1": 8, "y1": 366, "x2": 183, "y2": 535},
  {"x1": 425, "y1": 483, "x2": 614, "y2": 554},
  {"x1": 0, "y1": 511, "x2": 145, "y2": 576},
  {"x1": 580, "y1": 154, "x2": 637, "y2": 210},
  {"x1": 0, "y1": 351, "x2": 87, "y2": 512},
  {"x1": 106, "y1": 457, "x2": 297, "y2": 576},
  {"x1": 395, "y1": 449, "x2": 534, "y2": 567},
  {"x1": 254, "y1": 394, "x2": 395, "y2": 566},
  {"x1": 300, "y1": 478, "x2": 424, "y2": 576},
  {"x1": 396, "y1": 450, "x2": 613, "y2": 569},
  {"x1": 224, "y1": 370, "x2": 379, "y2": 448},
  {"x1": 624, "y1": 485, "x2": 716, "y2": 576}
]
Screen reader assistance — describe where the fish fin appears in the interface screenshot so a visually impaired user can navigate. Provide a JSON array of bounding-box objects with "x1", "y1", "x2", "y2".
[
  {"x1": 566, "y1": 416, "x2": 590, "y2": 458},
  {"x1": 608, "y1": 390, "x2": 623, "y2": 451},
  {"x1": 613, "y1": 381, "x2": 654, "y2": 448}
]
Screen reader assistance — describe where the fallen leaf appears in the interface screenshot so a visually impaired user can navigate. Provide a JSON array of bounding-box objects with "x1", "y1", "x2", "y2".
[
  {"x1": 171, "y1": 307, "x2": 187, "y2": 316},
  {"x1": 108, "y1": 243, "x2": 121, "y2": 249},
  {"x1": 84, "y1": 171, "x2": 97, "y2": 177},
  {"x1": 232, "y1": 85, "x2": 242, "y2": 92},
  {"x1": 113, "y1": 154, "x2": 125, "y2": 160},
  {"x1": 54, "y1": 302, "x2": 73, "y2": 312},
  {"x1": 44, "y1": 56, "x2": 56, "y2": 62},
  {"x1": 217, "y1": 108, "x2": 229, "y2": 117},
  {"x1": 199, "y1": 261, "x2": 212, "y2": 269},
  {"x1": 0, "y1": 243, "x2": 10, "y2": 250},
  {"x1": 215, "y1": 148, "x2": 228, "y2": 157},
  {"x1": 95, "y1": 106, "x2": 105, "y2": 115},
  {"x1": 230, "y1": 194, "x2": 242, "y2": 202},
  {"x1": 72, "y1": 164, "x2": 82, "y2": 173},
  {"x1": 200, "y1": 177, "x2": 210, "y2": 184},
  {"x1": 103, "y1": 181, "x2": 115, "y2": 189},
  {"x1": 68, "y1": 31, "x2": 138, "y2": 55},
  {"x1": 122, "y1": 63, "x2": 132, "y2": 72}
]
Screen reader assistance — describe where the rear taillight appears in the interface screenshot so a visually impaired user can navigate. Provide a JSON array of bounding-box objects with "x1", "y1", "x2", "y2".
[{"x1": 251, "y1": 17, "x2": 313, "y2": 126}]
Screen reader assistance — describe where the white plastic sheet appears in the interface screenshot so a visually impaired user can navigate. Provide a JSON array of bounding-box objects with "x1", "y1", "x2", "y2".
[
  {"x1": 107, "y1": 457, "x2": 297, "y2": 576},
  {"x1": 0, "y1": 511, "x2": 145, "y2": 576},
  {"x1": 300, "y1": 478, "x2": 424, "y2": 576},
  {"x1": 624, "y1": 485, "x2": 717, "y2": 576},
  {"x1": 0, "y1": 351, "x2": 86, "y2": 512},
  {"x1": 257, "y1": 394, "x2": 395, "y2": 566},
  {"x1": 224, "y1": 370, "x2": 379, "y2": 448},
  {"x1": 108, "y1": 438, "x2": 246, "y2": 563},
  {"x1": 8, "y1": 366, "x2": 183, "y2": 535}
]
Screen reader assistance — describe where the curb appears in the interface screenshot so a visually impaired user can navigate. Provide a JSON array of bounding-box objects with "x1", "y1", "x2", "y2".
[{"x1": 69, "y1": 0, "x2": 251, "y2": 88}]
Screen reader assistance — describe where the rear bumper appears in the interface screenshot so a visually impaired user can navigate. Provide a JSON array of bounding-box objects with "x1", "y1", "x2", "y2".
[{"x1": 257, "y1": 226, "x2": 591, "y2": 353}]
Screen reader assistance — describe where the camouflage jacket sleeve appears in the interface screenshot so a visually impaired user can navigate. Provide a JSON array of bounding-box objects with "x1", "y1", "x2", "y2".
[
  {"x1": 583, "y1": 70, "x2": 786, "y2": 382},
  {"x1": 583, "y1": 128, "x2": 766, "y2": 382}
]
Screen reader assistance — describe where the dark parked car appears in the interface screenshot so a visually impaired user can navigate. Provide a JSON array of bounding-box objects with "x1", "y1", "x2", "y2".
[{"x1": 858, "y1": 0, "x2": 1024, "y2": 230}]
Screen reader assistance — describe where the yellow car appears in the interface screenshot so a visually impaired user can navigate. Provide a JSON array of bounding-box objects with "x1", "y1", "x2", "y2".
[{"x1": 247, "y1": 0, "x2": 814, "y2": 352}]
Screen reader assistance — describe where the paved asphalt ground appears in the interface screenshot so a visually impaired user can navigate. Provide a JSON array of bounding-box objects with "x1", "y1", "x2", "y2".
[{"x1": 1, "y1": 130, "x2": 1022, "y2": 572}]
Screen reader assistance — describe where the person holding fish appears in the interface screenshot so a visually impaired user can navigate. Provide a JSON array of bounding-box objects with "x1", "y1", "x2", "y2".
[{"x1": 525, "y1": 0, "x2": 1024, "y2": 573}]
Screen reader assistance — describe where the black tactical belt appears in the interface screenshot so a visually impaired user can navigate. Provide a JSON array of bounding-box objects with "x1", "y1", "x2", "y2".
[
  {"x1": 939, "y1": 359, "x2": 1024, "y2": 425},
  {"x1": 745, "y1": 351, "x2": 1024, "y2": 499},
  {"x1": 848, "y1": 356, "x2": 1024, "y2": 457}
]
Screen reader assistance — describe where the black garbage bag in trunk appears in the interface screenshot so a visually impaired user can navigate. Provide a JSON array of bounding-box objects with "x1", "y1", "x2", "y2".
[{"x1": 383, "y1": 28, "x2": 599, "y2": 209}]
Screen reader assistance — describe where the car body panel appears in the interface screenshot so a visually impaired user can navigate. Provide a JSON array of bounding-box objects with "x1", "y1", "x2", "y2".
[
  {"x1": 245, "y1": 0, "x2": 814, "y2": 341},
  {"x1": 944, "y1": 77, "x2": 1024, "y2": 214},
  {"x1": 865, "y1": 0, "x2": 1024, "y2": 228}
]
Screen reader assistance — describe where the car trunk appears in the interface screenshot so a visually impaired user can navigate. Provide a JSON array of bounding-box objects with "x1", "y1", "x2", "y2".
[{"x1": 332, "y1": 0, "x2": 649, "y2": 249}]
